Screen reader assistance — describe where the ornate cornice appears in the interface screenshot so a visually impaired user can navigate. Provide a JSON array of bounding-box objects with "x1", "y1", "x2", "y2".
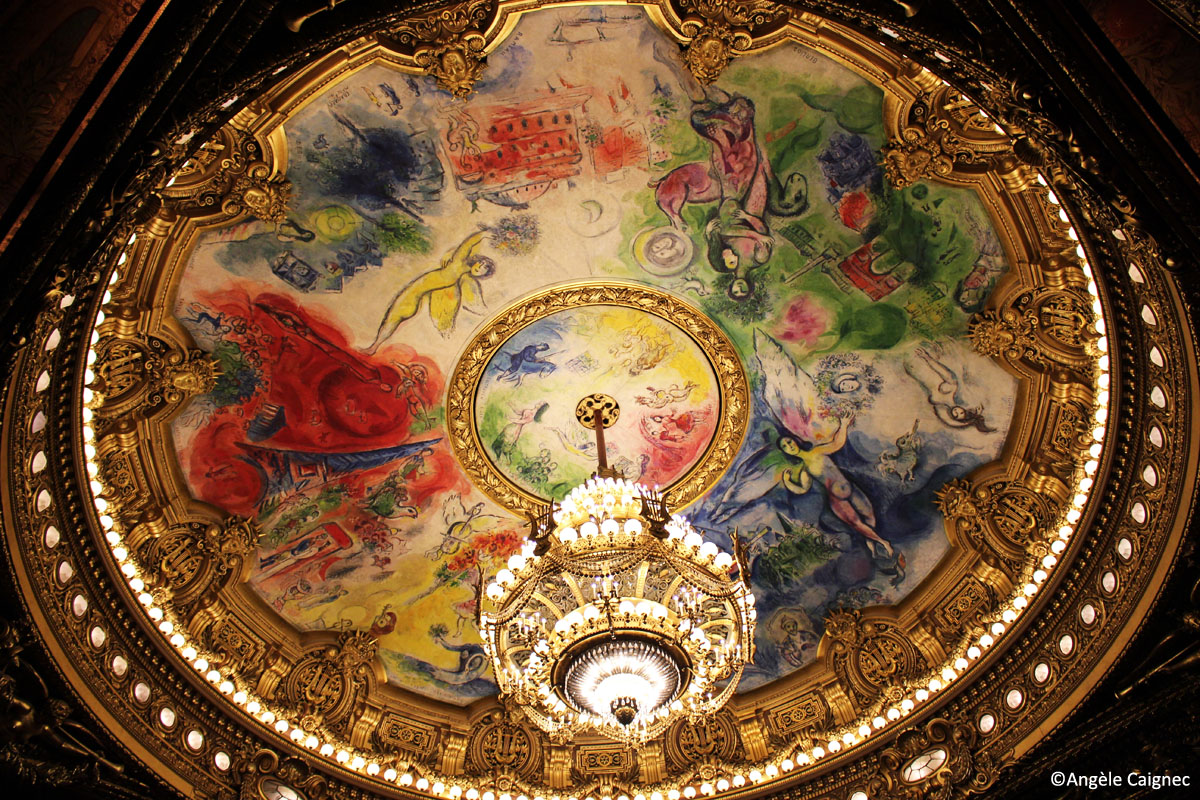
[{"x1": 379, "y1": 0, "x2": 496, "y2": 98}]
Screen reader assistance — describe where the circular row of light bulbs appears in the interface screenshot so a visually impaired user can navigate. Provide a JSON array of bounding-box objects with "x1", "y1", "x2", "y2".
[{"x1": 80, "y1": 188, "x2": 1109, "y2": 798}]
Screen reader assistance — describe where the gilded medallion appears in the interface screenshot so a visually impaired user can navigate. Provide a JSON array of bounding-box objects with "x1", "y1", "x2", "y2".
[{"x1": 447, "y1": 282, "x2": 749, "y2": 513}]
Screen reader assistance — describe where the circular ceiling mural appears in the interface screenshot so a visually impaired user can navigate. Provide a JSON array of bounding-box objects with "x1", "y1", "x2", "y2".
[
  {"x1": 448, "y1": 283, "x2": 746, "y2": 511},
  {"x1": 475, "y1": 302, "x2": 721, "y2": 498},
  {"x1": 13, "y1": 2, "x2": 1192, "y2": 800},
  {"x1": 167, "y1": 6, "x2": 1016, "y2": 704}
]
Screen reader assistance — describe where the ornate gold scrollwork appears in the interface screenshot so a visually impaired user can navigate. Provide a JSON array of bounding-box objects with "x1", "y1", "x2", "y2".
[
  {"x1": 92, "y1": 425, "x2": 154, "y2": 524},
  {"x1": 378, "y1": 712, "x2": 440, "y2": 759},
  {"x1": 468, "y1": 714, "x2": 541, "y2": 780},
  {"x1": 138, "y1": 516, "x2": 260, "y2": 611},
  {"x1": 675, "y1": 0, "x2": 789, "y2": 84},
  {"x1": 883, "y1": 125, "x2": 955, "y2": 188},
  {"x1": 207, "y1": 515, "x2": 263, "y2": 573},
  {"x1": 664, "y1": 711, "x2": 740, "y2": 774},
  {"x1": 765, "y1": 692, "x2": 829, "y2": 741},
  {"x1": 382, "y1": 0, "x2": 495, "y2": 98},
  {"x1": 970, "y1": 286, "x2": 1099, "y2": 376},
  {"x1": 206, "y1": 618, "x2": 269, "y2": 680},
  {"x1": 91, "y1": 332, "x2": 218, "y2": 420},
  {"x1": 929, "y1": 575, "x2": 996, "y2": 645},
  {"x1": 162, "y1": 127, "x2": 291, "y2": 225},
  {"x1": 572, "y1": 743, "x2": 631, "y2": 778},
  {"x1": 884, "y1": 85, "x2": 1023, "y2": 188},
  {"x1": 1033, "y1": 397, "x2": 1094, "y2": 482},
  {"x1": 235, "y1": 749, "x2": 330, "y2": 800},
  {"x1": 279, "y1": 630, "x2": 378, "y2": 736},
  {"x1": 142, "y1": 522, "x2": 212, "y2": 599},
  {"x1": 864, "y1": 717, "x2": 996, "y2": 799},
  {"x1": 936, "y1": 478, "x2": 1058, "y2": 572},
  {"x1": 968, "y1": 306, "x2": 1040, "y2": 364},
  {"x1": 824, "y1": 610, "x2": 927, "y2": 709}
]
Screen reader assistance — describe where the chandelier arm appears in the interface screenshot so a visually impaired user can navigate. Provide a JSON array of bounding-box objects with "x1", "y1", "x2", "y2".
[
  {"x1": 548, "y1": 541, "x2": 658, "y2": 577},
  {"x1": 487, "y1": 576, "x2": 543, "y2": 627},
  {"x1": 690, "y1": 663, "x2": 745, "y2": 717},
  {"x1": 656, "y1": 548, "x2": 752, "y2": 599}
]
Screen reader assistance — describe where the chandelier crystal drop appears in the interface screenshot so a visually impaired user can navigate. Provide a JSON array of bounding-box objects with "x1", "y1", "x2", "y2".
[{"x1": 479, "y1": 469, "x2": 757, "y2": 744}]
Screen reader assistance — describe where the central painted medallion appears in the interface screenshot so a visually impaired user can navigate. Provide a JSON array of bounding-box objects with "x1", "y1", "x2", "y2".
[{"x1": 447, "y1": 283, "x2": 748, "y2": 512}]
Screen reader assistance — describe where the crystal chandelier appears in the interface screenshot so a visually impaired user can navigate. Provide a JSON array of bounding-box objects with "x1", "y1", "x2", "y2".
[{"x1": 478, "y1": 395, "x2": 756, "y2": 744}]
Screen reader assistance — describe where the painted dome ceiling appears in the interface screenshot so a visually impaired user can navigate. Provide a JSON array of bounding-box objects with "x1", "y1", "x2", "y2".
[
  {"x1": 6, "y1": 2, "x2": 1193, "y2": 800},
  {"x1": 169, "y1": 7, "x2": 1016, "y2": 703}
]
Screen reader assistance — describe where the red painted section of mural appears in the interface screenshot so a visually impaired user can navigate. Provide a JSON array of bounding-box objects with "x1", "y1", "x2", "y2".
[
  {"x1": 831, "y1": 242, "x2": 904, "y2": 301},
  {"x1": 635, "y1": 406, "x2": 716, "y2": 487},
  {"x1": 180, "y1": 285, "x2": 462, "y2": 517},
  {"x1": 441, "y1": 91, "x2": 590, "y2": 191},
  {"x1": 591, "y1": 122, "x2": 649, "y2": 176}
]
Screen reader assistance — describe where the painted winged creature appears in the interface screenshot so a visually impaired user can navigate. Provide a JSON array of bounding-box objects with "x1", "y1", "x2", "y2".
[
  {"x1": 366, "y1": 230, "x2": 495, "y2": 352},
  {"x1": 713, "y1": 331, "x2": 899, "y2": 567}
]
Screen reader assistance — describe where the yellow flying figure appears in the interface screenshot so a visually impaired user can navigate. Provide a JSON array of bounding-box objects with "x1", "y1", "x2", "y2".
[{"x1": 366, "y1": 230, "x2": 495, "y2": 353}]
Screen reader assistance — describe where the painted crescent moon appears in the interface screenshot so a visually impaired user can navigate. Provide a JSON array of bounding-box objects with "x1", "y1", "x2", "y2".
[
  {"x1": 582, "y1": 200, "x2": 603, "y2": 223},
  {"x1": 565, "y1": 190, "x2": 621, "y2": 237}
]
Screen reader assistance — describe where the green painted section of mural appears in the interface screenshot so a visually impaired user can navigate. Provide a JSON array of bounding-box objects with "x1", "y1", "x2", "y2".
[{"x1": 170, "y1": 6, "x2": 1015, "y2": 704}]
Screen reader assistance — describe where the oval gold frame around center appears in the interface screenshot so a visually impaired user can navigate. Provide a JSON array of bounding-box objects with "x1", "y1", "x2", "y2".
[{"x1": 446, "y1": 281, "x2": 749, "y2": 514}]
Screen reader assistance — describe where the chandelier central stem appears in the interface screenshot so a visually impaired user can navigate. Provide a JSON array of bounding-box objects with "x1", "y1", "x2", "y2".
[
  {"x1": 593, "y1": 411, "x2": 609, "y2": 474},
  {"x1": 575, "y1": 392, "x2": 620, "y2": 479}
]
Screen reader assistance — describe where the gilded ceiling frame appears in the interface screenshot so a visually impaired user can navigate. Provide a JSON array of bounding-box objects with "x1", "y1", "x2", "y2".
[{"x1": 1, "y1": 2, "x2": 1195, "y2": 799}]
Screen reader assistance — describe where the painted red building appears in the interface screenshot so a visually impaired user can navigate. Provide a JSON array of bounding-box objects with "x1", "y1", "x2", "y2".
[{"x1": 441, "y1": 90, "x2": 591, "y2": 205}]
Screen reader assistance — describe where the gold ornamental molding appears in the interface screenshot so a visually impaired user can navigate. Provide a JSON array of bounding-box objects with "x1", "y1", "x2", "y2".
[
  {"x1": 159, "y1": 125, "x2": 292, "y2": 227},
  {"x1": 2, "y1": 4, "x2": 1197, "y2": 800},
  {"x1": 671, "y1": 0, "x2": 791, "y2": 84},
  {"x1": 378, "y1": 0, "x2": 496, "y2": 98},
  {"x1": 445, "y1": 282, "x2": 749, "y2": 515},
  {"x1": 881, "y1": 80, "x2": 1022, "y2": 190},
  {"x1": 271, "y1": 0, "x2": 804, "y2": 101}
]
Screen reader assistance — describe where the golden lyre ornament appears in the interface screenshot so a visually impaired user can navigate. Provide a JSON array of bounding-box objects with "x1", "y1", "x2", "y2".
[{"x1": 478, "y1": 396, "x2": 757, "y2": 744}]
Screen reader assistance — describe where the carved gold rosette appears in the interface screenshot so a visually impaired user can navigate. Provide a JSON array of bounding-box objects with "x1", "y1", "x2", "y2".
[{"x1": 1, "y1": 4, "x2": 1195, "y2": 800}]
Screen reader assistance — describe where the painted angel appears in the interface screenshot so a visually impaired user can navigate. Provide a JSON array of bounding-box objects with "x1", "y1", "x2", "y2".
[
  {"x1": 366, "y1": 230, "x2": 495, "y2": 352},
  {"x1": 713, "y1": 331, "x2": 897, "y2": 562}
]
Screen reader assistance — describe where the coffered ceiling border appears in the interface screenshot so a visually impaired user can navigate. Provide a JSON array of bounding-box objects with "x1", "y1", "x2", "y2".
[{"x1": 2, "y1": 2, "x2": 1195, "y2": 799}]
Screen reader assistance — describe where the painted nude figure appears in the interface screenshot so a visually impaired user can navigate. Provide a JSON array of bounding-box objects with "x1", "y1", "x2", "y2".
[
  {"x1": 904, "y1": 343, "x2": 995, "y2": 433},
  {"x1": 367, "y1": 230, "x2": 495, "y2": 351}
]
